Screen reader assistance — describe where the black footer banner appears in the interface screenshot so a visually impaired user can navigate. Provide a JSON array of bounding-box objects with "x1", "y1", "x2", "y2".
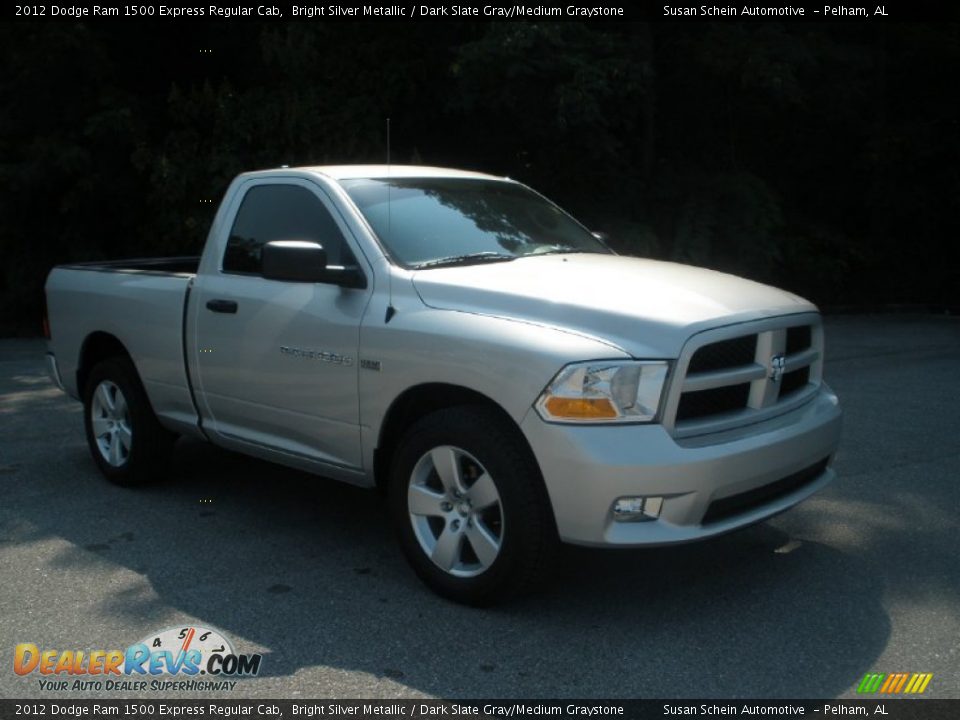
[{"x1": 2, "y1": 699, "x2": 958, "y2": 720}]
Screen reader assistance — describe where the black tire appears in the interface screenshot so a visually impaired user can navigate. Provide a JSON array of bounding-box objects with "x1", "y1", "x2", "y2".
[
  {"x1": 82, "y1": 357, "x2": 176, "y2": 486},
  {"x1": 388, "y1": 405, "x2": 558, "y2": 606}
]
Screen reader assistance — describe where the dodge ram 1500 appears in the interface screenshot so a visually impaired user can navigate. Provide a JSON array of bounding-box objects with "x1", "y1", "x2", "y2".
[{"x1": 45, "y1": 165, "x2": 842, "y2": 604}]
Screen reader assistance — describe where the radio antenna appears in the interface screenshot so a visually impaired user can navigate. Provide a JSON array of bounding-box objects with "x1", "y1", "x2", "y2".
[
  {"x1": 386, "y1": 118, "x2": 391, "y2": 239},
  {"x1": 384, "y1": 117, "x2": 396, "y2": 323},
  {"x1": 387, "y1": 118, "x2": 392, "y2": 250}
]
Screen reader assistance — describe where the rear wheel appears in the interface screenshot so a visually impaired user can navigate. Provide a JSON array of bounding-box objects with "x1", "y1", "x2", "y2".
[
  {"x1": 389, "y1": 406, "x2": 558, "y2": 605},
  {"x1": 83, "y1": 357, "x2": 176, "y2": 486}
]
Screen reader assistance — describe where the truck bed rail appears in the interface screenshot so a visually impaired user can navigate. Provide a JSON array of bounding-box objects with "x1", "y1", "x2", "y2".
[{"x1": 56, "y1": 256, "x2": 200, "y2": 277}]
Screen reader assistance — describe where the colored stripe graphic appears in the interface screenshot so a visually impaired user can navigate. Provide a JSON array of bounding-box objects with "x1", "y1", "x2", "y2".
[
  {"x1": 906, "y1": 673, "x2": 933, "y2": 694},
  {"x1": 886, "y1": 673, "x2": 908, "y2": 693},
  {"x1": 892, "y1": 673, "x2": 909, "y2": 693},
  {"x1": 857, "y1": 672, "x2": 932, "y2": 694},
  {"x1": 857, "y1": 673, "x2": 885, "y2": 693}
]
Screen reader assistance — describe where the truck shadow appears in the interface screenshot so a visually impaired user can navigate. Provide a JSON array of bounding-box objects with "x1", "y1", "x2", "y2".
[
  {"x1": 0, "y1": 344, "x2": 892, "y2": 699},
  {"x1": 8, "y1": 440, "x2": 889, "y2": 699}
]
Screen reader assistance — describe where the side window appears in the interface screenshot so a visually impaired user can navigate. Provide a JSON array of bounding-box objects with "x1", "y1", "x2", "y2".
[{"x1": 223, "y1": 184, "x2": 353, "y2": 274}]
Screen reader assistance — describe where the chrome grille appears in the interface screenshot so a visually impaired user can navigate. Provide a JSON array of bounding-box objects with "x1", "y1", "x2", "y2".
[
  {"x1": 675, "y1": 383, "x2": 751, "y2": 422},
  {"x1": 785, "y1": 325, "x2": 812, "y2": 355},
  {"x1": 664, "y1": 314, "x2": 823, "y2": 438},
  {"x1": 687, "y1": 335, "x2": 757, "y2": 374},
  {"x1": 779, "y1": 366, "x2": 810, "y2": 399}
]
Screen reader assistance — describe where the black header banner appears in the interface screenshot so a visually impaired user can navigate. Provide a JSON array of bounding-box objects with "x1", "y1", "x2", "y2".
[{"x1": 7, "y1": 0, "x2": 960, "y2": 21}]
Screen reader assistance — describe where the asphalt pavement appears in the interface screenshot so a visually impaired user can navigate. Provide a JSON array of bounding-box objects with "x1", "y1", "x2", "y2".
[{"x1": 1, "y1": 315, "x2": 958, "y2": 699}]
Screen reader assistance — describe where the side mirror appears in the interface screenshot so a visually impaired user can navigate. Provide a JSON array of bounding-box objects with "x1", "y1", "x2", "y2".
[
  {"x1": 261, "y1": 240, "x2": 366, "y2": 289},
  {"x1": 262, "y1": 240, "x2": 327, "y2": 282}
]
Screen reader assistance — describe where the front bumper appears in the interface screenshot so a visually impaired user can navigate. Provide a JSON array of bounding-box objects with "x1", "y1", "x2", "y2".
[{"x1": 520, "y1": 384, "x2": 842, "y2": 546}]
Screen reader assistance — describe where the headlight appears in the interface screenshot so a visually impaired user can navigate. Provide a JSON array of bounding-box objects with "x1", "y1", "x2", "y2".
[{"x1": 535, "y1": 360, "x2": 669, "y2": 424}]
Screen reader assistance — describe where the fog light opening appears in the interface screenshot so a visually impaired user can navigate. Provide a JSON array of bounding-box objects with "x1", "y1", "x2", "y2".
[{"x1": 612, "y1": 496, "x2": 663, "y2": 522}]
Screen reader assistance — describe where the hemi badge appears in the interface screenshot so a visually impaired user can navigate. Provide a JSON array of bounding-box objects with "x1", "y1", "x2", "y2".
[{"x1": 360, "y1": 359, "x2": 382, "y2": 371}]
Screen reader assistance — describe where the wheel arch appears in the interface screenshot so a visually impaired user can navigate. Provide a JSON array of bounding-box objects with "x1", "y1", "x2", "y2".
[
  {"x1": 77, "y1": 332, "x2": 133, "y2": 396},
  {"x1": 374, "y1": 383, "x2": 542, "y2": 493}
]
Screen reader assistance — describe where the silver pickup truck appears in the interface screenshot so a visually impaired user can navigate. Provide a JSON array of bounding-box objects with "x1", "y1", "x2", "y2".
[{"x1": 45, "y1": 165, "x2": 842, "y2": 604}]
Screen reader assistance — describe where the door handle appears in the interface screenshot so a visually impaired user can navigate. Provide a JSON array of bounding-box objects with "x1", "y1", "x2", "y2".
[{"x1": 206, "y1": 299, "x2": 238, "y2": 314}]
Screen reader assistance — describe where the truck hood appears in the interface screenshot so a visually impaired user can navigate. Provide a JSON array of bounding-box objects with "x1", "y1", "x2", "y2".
[{"x1": 411, "y1": 254, "x2": 816, "y2": 358}]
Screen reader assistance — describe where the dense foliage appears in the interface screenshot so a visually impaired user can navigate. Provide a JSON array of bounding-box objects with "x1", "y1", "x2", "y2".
[{"x1": 1, "y1": 21, "x2": 957, "y2": 333}]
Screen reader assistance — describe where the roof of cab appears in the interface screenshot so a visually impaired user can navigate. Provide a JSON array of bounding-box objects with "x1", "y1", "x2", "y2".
[{"x1": 246, "y1": 165, "x2": 509, "y2": 182}]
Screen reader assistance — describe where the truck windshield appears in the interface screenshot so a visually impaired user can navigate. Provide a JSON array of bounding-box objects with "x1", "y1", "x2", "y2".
[{"x1": 340, "y1": 177, "x2": 611, "y2": 268}]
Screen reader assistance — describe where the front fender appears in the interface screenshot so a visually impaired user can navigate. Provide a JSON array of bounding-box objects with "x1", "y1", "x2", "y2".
[{"x1": 357, "y1": 307, "x2": 630, "y2": 472}]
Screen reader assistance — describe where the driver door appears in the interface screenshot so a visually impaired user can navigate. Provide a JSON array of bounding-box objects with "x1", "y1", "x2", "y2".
[{"x1": 191, "y1": 178, "x2": 369, "y2": 471}]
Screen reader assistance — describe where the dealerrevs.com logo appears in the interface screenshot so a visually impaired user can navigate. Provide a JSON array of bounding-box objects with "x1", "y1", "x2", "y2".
[{"x1": 14, "y1": 626, "x2": 262, "y2": 692}]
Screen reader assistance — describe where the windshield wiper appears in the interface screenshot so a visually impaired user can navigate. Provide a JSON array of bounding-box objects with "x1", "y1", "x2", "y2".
[{"x1": 414, "y1": 252, "x2": 517, "y2": 269}]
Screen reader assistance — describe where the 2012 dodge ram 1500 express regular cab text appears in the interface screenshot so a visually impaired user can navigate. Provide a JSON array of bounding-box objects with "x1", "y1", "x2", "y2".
[{"x1": 45, "y1": 165, "x2": 842, "y2": 604}]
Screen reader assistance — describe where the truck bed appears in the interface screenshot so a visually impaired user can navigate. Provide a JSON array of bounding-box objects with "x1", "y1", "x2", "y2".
[{"x1": 45, "y1": 259, "x2": 200, "y2": 434}]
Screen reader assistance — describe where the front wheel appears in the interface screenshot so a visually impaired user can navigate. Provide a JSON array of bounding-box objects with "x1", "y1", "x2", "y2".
[
  {"x1": 389, "y1": 406, "x2": 558, "y2": 605},
  {"x1": 83, "y1": 357, "x2": 175, "y2": 486}
]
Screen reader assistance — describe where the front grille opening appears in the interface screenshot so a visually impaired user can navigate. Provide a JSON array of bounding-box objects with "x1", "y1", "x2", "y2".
[
  {"x1": 687, "y1": 335, "x2": 757, "y2": 374},
  {"x1": 779, "y1": 366, "x2": 810, "y2": 399},
  {"x1": 676, "y1": 383, "x2": 750, "y2": 422},
  {"x1": 702, "y1": 457, "x2": 830, "y2": 525},
  {"x1": 786, "y1": 325, "x2": 812, "y2": 355}
]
